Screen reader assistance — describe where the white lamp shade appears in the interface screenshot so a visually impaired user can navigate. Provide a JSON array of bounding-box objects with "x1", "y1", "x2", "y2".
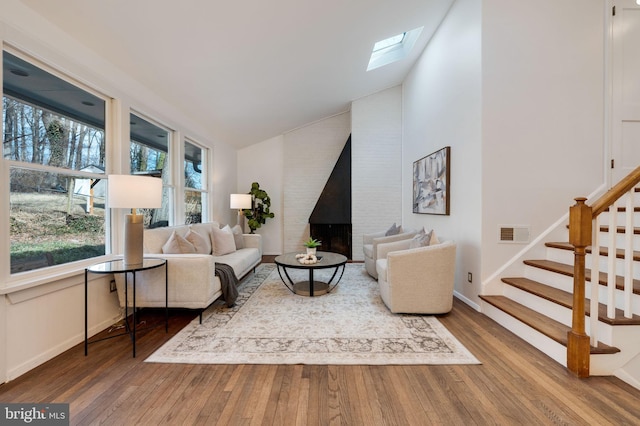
[
  {"x1": 108, "y1": 174, "x2": 163, "y2": 209},
  {"x1": 230, "y1": 193, "x2": 252, "y2": 209}
]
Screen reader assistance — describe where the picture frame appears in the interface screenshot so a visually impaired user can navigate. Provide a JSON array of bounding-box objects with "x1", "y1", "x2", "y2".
[{"x1": 413, "y1": 146, "x2": 450, "y2": 215}]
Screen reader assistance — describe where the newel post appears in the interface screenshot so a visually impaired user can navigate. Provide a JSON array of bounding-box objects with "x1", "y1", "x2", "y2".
[{"x1": 567, "y1": 197, "x2": 592, "y2": 378}]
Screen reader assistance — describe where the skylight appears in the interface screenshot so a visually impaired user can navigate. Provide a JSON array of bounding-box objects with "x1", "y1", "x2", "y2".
[
  {"x1": 372, "y1": 33, "x2": 406, "y2": 53},
  {"x1": 367, "y1": 27, "x2": 423, "y2": 71}
]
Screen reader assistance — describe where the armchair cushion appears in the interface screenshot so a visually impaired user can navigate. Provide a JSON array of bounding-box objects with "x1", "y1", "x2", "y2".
[{"x1": 362, "y1": 227, "x2": 417, "y2": 279}]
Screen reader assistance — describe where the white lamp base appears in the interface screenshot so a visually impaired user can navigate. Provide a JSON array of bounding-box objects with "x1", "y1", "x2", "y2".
[{"x1": 124, "y1": 214, "x2": 144, "y2": 266}]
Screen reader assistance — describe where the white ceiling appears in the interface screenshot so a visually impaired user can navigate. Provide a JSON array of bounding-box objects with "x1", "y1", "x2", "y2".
[{"x1": 18, "y1": 0, "x2": 453, "y2": 148}]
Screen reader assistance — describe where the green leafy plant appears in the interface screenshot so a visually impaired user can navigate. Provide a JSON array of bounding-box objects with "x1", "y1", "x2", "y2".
[
  {"x1": 303, "y1": 237, "x2": 322, "y2": 248},
  {"x1": 242, "y1": 182, "x2": 274, "y2": 233}
]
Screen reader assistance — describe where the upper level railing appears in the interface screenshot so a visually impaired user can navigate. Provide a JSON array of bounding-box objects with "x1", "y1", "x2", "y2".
[{"x1": 568, "y1": 166, "x2": 640, "y2": 377}]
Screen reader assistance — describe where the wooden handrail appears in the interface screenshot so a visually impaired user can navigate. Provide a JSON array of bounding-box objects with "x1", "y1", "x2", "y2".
[
  {"x1": 568, "y1": 165, "x2": 640, "y2": 378},
  {"x1": 592, "y1": 166, "x2": 640, "y2": 217}
]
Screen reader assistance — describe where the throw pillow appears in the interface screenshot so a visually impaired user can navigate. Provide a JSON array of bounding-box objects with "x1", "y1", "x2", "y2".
[
  {"x1": 211, "y1": 225, "x2": 237, "y2": 256},
  {"x1": 185, "y1": 228, "x2": 211, "y2": 254},
  {"x1": 385, "y1": 222, "x2": 401, "y2": 236},
  {"x1": 409, "y1": 228, "x2": 433, "y2": 249},
  {"x1": 162, "y1": 231, "x2": 196, "y2": 254},
  {"x1": 430, "y1": 230, "x2": 440, "y2": 245},
  {"x1": 231, "y1": 224, "x2": 245, "y2": 249}
]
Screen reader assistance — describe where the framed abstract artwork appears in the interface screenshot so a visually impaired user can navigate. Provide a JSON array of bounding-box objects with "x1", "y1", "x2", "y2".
[{"x1": 413, "y1": 146, "x2": 450, "y2": 215}]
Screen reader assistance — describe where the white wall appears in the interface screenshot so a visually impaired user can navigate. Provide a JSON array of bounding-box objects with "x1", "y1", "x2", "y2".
[
  {"x1": 282, "y1": 113, "x2": 352, "y2": 253},
  {"x1": 352, "y1": 87, "x2": 403, "y2": 261},
  {"x1": 237, "y1": 135, "x2": 284, "y2": 255},
  {"x1": 481, "y1": 0, "x2": 605, "y2": 277},
  {"x1": 212, "y1": 142, "x2": 239, "y2": 227},
  {"x1": 0, "y1": 0, "x2": 239, "y2": 382},
  {"x1": 402, "y1": 0, "x2": 482, "y2": 305},
  {"x1": 402, "y1": 0, "x2": 606, "y2": 307}
]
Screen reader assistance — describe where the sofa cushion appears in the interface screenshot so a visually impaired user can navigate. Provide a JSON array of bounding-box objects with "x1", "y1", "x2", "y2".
[
  {"x1": 376, "y1": 258, "x2": 388, "y2": 281},
  {"x1": 162, "y1": 231, "x2": 196, "y2": 254},
  {"x1": 212, "y1": 247, "x2": 260, "y2": 277},
  {"x1": 363, "y1": 244, "x2": 374, "y2": 259},
  {"x1": 231, "y1": 225, "x2": 245, "y2": 249},
  {"x1": 211, "y1": 225, "x2": 236, "y2": 256},
  {"x1": 385, "y1": 222, "x2": 401, "y2": 236},
  {"x1": 186, "y1": 228, "x2": 211, "y2": 254},
  {"x1": 409, "y1": 228, "x2": 433, "y2": 249},
  {"x1": 430, "y1": 230, "x2": 440, "y2": 245}
]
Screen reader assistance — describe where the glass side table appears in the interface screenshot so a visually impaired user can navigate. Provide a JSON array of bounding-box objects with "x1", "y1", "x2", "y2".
[{"x1": 84, "y1": 258, "x2": 167, "y2": 357}]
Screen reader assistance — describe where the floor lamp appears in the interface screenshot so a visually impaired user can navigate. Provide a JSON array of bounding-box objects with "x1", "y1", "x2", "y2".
[
  {"x1": 230, "y1": 193, "x2": 252, "y2": 229},
  {"x1": 108, "y1": 174, "x2": 163, "y2": 266}
]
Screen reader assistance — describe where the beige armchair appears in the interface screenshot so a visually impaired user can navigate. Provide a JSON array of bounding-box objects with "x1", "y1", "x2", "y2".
[
  {"x1": 362, "y1": 228, "x2": 417, "y2": 278},
  {"x1": 375, "y1": 239, "x2": 456, "y2": 314}
]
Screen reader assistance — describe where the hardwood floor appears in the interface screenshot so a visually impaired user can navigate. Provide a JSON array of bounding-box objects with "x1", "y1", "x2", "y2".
[{"x1": 1, "y1": 287, "x2": 640, "y2": 424}]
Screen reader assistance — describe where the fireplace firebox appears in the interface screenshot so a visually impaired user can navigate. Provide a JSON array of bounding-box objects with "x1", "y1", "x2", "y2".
[{"x1": 308, "y1": 136, "x2": 352, "y2": 259}]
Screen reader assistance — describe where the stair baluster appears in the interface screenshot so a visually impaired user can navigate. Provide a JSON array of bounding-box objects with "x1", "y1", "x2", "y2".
[
  {"x1": 589, "y1": 218, "x2": 600, "y2": 347},
  {"x1": 570, "y1": 165, "x2": 640, "y2": 377},
  {"x1": 624, "y1": 191, "x2": 634, "y2": 318}
]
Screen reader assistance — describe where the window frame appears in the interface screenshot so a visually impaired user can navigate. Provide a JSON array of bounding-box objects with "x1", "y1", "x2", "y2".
[
  {"x1": 1, "y1": 47, "x2": 114, "y2": 286},
  {"x1": 182, "y1": 137, "x2": 209, "y2": 224},
  {"x1": 128, "y1": 110, "x2": 175, "y2": 228}
]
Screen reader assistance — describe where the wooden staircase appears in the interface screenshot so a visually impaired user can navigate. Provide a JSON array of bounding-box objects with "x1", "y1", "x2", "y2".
[{"x1": 480, "y1": 170, "x2": 640, "y2": 380}]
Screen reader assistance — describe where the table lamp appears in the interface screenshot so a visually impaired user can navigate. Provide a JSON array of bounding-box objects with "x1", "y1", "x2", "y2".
[
  {"x1": 108, "y1": 174, "x2": 163, "y2": 266},
  {"x1": 230, "y1": 193, "x2": 252, "y2": 227}
]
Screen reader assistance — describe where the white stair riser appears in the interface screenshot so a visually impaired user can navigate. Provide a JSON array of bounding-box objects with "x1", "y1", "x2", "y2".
[
  {"x1": 585, "y1": 281, "x2": 640, "y2": 314},
  {"x1": 502, "y1": 283, "x2": 618, "y2": 345},
  {"x1": 605, "y1": 232, "x2": 640, "y2": 251},
  {"x1": 598, "y1": 210, "x2": 640, "y2": 226},
  {"x1": 591, "y1": 325, "x2": 640, "y2": 376},
  {"x1": 481, "y1": 302, "x2": 567, "y2": 366},
  {"x1": 546, "y1": 248, "x2": 640, "y2": 280},
  {"x1": 503, "y1": 285, "x2": 572, "y2": 327},
  {"x1": 524, "y1": 267, "x2": 574, "y2": 292},
  {"x1": 523, "y1": 266, "x2": 640, "y2": 314}
]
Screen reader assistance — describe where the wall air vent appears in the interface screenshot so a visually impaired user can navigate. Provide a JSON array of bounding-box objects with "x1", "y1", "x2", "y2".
[{"x1": 498, "y1": 225, "x2": 530, "y2": 244}]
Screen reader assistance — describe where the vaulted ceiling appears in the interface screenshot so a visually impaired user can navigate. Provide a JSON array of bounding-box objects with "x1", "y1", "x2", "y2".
[{"x1": 18, "y1": 0, "x2": 454, "y2": 148}]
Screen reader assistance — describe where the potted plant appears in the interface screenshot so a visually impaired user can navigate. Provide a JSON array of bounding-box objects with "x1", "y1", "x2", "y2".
[
  {"x1": 303, "y1": 237, "x2": 322, "y2": 255},
  {"x1": 242, "y1": 182, "x2": 274, "y2": 233}
]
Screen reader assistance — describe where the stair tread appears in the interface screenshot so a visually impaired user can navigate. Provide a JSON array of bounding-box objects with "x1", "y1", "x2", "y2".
[
  {"x1": 480, "y1": 295, "x2": 619, "y2": 354},
  {"x1": 501, "y1": 277, "x2": 640, "y2": 325},
  {"x1": 524, "y1": 259, "x2": 640, "y2": 295},
  {"x1": 546, "y1": 241, "x2": 640, "y2": 262}
]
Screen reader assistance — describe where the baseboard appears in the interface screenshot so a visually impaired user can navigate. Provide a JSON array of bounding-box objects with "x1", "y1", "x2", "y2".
[
  {"x1": 454, "y1": 291, "x2": 480, "y2": 311},
  {"x1": 614, "y1": 369, "x2": 640, "y2": 391},
  {"x1": 6, "y1": 317, "x2": 116, "y2": 382}
]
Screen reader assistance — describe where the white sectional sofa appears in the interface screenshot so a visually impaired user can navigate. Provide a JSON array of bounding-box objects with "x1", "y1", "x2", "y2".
[{"x1": 114, "y1": 221, "x2": 262, "y2": 321}]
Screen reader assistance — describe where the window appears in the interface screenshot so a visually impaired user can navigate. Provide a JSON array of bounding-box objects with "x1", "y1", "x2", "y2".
[
  {"x1": 372, "y1": 33, "x2": 406, "y2": 53},
  {"x1": 367, "y1": 27, "x2": 424, "y2": 71},
  {"x1": 129, "y1": 113, "x2": 171, "y2": 228},
  {"x1": 3, "y1": 50, "x2": 107, "y2": 273},
  {"x1": 184, "y1": 139, "x2": 207, "y2": 224}
]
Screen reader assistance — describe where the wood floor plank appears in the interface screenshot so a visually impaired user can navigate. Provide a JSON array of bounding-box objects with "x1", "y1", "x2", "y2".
[{"x1": 1, "y1": 299, "x2": 639, "y2": 425}]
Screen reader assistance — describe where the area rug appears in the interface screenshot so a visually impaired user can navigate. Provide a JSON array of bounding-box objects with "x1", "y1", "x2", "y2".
[{"x1": 146, "y1": 263, "x2": 480, "y2": 365}]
